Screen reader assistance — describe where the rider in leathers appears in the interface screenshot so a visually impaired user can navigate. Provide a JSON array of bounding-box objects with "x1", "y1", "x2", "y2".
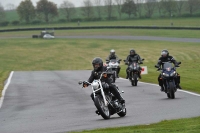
[
  {"x1": 106, "y1": 49, "x2": 121, "y2": 77},
  {"x1": 155, "y1": 49, "x2": 182, "y2": 92},
  {"x1": 125, "y1": 49, "x2": 143, "y2": 79},
  {"x1": 83, "y1": 57, "x2": 125, "y2": 113}
]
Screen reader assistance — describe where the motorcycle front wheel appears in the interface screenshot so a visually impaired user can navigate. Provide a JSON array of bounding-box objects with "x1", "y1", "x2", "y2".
[
  {"x1": 94, "y1": 95, "x2": 110, "y2": 119},
  {"x1": 169, "y1": 82, "x2": 175, "y2": 99}
]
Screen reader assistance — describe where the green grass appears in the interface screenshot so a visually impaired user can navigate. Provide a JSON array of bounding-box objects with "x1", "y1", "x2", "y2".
[
  {"x1": 70, "y1": 116, "x2": 200, "y2": 133},
  {"x1": 0, "y1": 38, "x2": 200, "y2": 95},
  {"x1": 1, "y1": 17, "x2": 200, "y2": 30},
  {"x1": 1, "y1": 29, "x2": 200, "y2": 38}
]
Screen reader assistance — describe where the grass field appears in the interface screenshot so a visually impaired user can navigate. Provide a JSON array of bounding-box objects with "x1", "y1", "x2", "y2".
[
  {"x1": 1, "y1": 28, "x2": 200, "y2": 38},
  {"x1": 0, "y1": 29, "x2": 200, "y2": 133},
  {"x1": 0, "y1": 37, "x2": 199, "y2": 95},
  {"x1": 1, "y1": 17, "x2": 200, "y2": 30}
]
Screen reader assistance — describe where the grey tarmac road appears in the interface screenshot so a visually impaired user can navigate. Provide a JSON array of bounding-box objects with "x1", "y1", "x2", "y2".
[
  {"x1": 0, "y1": 70, "x2": 200, "y2": 133},
  {"x1": 1, "y1": 35, "x2": 200, "y2": 42}
]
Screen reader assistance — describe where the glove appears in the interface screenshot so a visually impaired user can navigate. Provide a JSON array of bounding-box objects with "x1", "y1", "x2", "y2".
[
  {"x1": 102, "y1": 82, "x2": 109, "y2": 89},
  {"x1": 83, "y1": 81, "x2": 89, "y2": 88}
]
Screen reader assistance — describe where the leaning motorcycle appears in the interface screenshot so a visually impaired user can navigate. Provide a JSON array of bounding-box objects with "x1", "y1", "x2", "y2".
[
  {"x1": 124, "y1": 59, "x2": 144, "y2": 86},
  {"x1": 78, "y1": 71, "x2": 126, "y2": 120},
  {"x1": 106, "y1": 59, "x2": 121, "y2": 83},
  {"x1": 155, "y1": 61, "x2": 181, "y2": 99}
]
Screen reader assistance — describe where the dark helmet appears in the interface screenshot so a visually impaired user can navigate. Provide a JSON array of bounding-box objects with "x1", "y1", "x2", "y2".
[
  {"x1": 161, "y1": 49, "x2": 169, "y2": 58},
  {"x1": 130, "y1": 49, "x2": 135, "y2": 56},
  {"x1": 110, "y1": 49, "x2": 115, "y2": 56},
  {"x1": 92, "y1": 57, "x2": 103, "y2": 71}
]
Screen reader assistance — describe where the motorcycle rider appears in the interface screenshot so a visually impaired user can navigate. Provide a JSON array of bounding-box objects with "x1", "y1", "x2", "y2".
[
  {"x1": 106, "y1": 49, "x2": 121, "y2": 77},
  {"x1": 125, "y1": 49, "x2": 143, "y2": 79},
  {"x1": 155, "y1": 49, "x2": 182, "y2": 92},
  {"x1": 83, "y1": 57, "x2": 125, "y2": 113}
]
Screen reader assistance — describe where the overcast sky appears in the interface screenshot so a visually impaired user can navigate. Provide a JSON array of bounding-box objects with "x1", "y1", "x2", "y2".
[{"x1": 0, "y1": 0, "x2": 83, "y2": 9}]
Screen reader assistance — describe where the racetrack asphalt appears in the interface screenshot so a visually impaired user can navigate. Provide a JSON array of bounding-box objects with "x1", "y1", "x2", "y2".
[{"x1": 0, "y1": 70, "x2": 200, "y2": 133}]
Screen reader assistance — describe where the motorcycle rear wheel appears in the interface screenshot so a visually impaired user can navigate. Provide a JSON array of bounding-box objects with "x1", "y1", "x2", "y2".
[{"x1": 94, "y1": 95, "x2": 110, "y2": 119}]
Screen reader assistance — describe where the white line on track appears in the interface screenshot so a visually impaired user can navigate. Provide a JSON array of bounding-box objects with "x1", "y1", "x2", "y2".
[
  {"x1": 0, "y1": 71, "x2": 14, "y2": 108},
  {"x1": 119, "y1": 77, "x2": 200, "y2": 97}
]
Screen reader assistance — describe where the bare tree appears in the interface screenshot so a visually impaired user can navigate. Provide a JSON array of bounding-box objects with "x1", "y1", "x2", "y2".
[
  {"x1": 17, "y1": 0, "x2": 36, "y2": 23},
  {"x1": 187, "y1": 0, "x2": 200, "y2": 15},
  {"x1": 82, "y1": 0, "x2": 94, "y2": 19},
  {"x1": 6, "y1": 3, "x2": 16, "y2": 10},
  {"x1": 135, "y1": 0, "x2": 143, "y2": 18},
  {"x1": 176, "y1": 0, "x2": 185, "y2": 16},
  {"x1": 144, "y1": 0, "x2": 156, "y2": 18},
  {"x1": 60, "y1": 0, "x2": 76, "y2": 21},
  {"x1": 94, "y1": 0, "x2": 103, "y2": 19},
  {"x1": 161, "y1": 0, "x2": 176, "y2": 17},
  {"x1": 121, "y1": 0, "x2": 137, "y2": 18},
  {"x1": 115, "y1": 0, "x2": 124, "y2": 19},
  {"x1": 156, "y1": 0, "x2": 163, "y2": 17},
  {"x1": 104, "y1": 0, "x2": 114, "y2": 20},
  {"x1": 0, "y1": 3, "x2": 6, "y2": 22}
]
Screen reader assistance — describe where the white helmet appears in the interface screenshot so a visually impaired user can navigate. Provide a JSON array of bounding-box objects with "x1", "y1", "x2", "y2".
[{"x1": 110, "y1": 49, "x2": 115, "y2": 55}]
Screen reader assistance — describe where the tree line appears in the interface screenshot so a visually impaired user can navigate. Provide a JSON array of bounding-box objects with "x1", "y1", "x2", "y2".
[{"x1": 0, "y1": 0, "x2": 200, "y2": 26}]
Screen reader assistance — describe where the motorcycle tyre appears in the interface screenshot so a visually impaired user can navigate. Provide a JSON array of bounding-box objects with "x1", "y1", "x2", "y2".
[
  {"x1": 94, "y1": 95, "x2": 110, "y2": 119},
  {"x1": 169, "y1": 82, "x2": 175, "y2": 99},
  {"x1": 133, "y1": 74, "x2": 138, "y2": 86}
]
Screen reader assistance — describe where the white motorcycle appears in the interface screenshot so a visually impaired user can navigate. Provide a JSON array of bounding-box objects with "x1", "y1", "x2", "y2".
[
  {"x1": 78, "y1": 71, "x2": 126, "y2": 120},
  {"x1": 106, "y1": 59, "x2": 121, "y2": 83}
]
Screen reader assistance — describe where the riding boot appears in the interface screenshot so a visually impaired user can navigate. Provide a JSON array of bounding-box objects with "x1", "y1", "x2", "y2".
[
  {"x1": 126, "y1": 71, "x2": 129, "y2": 79},
  {"x1": 138, "y1": 72, "x2": 141, "y2": 79},
  {"x1": 110, "y1": 85, "x2": 125, "y2": 104}
]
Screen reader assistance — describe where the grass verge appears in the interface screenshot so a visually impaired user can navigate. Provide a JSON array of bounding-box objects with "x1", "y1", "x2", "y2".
[
  {"x1": 1, "y1": 29, "x2": 200, "y2": 38},
  {"x1": 70, "y1": 116, "x2": 200, "y2": 133}
]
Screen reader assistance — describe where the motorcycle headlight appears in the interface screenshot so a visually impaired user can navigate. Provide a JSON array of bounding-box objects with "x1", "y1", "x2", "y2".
[
  {"x1": 92, "y1": 81, "x2": 99, "y2": 90},
  {"x1": 163, "y1": 73, "x2": 169, "y2": 77},
  {"x1": 170, "y1": 71, "x2": 176, "y2": 76}
]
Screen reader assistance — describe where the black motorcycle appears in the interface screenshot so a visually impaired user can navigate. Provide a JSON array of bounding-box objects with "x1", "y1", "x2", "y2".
[
  {"x1": 124, "y1": 59, "x2": 144, "y2": 86},
  {"x1": 78, "y1": 71, "x2": 126, "y2": 119},
  {"x1": 155, "y1": 61, "x2": 181, "y2": 99}
]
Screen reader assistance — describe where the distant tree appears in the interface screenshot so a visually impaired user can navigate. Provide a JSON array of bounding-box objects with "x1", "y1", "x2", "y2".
[
  {"x1": 121, "y1": 0, "x2": 137, "y2": 18},
  {"x1": 175, "y1": 0, "x2": 185, "y2": 16},
  {"x1": 156, "y1": 0, "x2": 163, "y2": 17},
  {"x1": 6, "y1": 3, "x2": 16, "y2": 10},
  {"x1": 161, "y1": 0, "x2": 176, "y2": 17},
  {"x1": 115, "y1": 0, "x2": 124, "y2": 19},
  {"x1": 187, "y1": 0, "x2": 200, "y2": 15},
  {"x1": 82, "y1": 0, "x2": 94, "y2": 19},
  {"x1": 17, "y1": 0, "x2": 35, "y2": 23},
  {"x1": 135, "y1": 0, "x2": 143, "y2": 18},
  {"x1": 36, "y1": 0, "x2": 58, "y2": 23},
  {"x1": 60, "y1": 0, "x2": 76, "y2": 21},
  {"x1": 94, "y1": 0, "x2": 103, "y2": 19},
  {"x1": 144, "y1": 0, "x2": 156, "y2": 18},
  {"x1": 0, "y1": 3, "x2": 6, "y2": 22},
  {"x1": 104, "y1": 0, "x2": 114, "y2": 20}
]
